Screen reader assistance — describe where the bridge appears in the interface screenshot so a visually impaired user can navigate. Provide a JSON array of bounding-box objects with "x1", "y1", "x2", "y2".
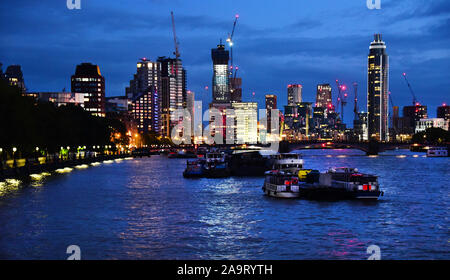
[{"x1": 278, "y1": 140, "x2": 411, "y2": 155}]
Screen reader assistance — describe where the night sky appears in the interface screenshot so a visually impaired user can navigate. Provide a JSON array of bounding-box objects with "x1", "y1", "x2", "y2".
[{"x1": 1, "y1": 0, "x2": 449, "y2": 126}]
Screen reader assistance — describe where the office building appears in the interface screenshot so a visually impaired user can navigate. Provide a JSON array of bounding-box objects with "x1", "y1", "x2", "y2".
[
  {"x1": 367, "y1": 34, "x2": 389, "y2": 141},
  {"x1": 232, "y1": 102, "x2": 258, "y2": 144},
  {"x1": 126, "y1": 58, "x2": 161, "y2": 134},
  {"x1": 158, "y1": 57, "x2": 186, "y2": 137},
  {"x1": 287, "y1": 84, "x2": 302, "y2": 105},
  {"x1": 71, "y1": 62, "x2": 105, "y2": 117},
  {"x1": 437, "y1": 104, "x2": 450, "y2": 120},
  {"x1": 316, "y1": 84, "x2": 333, "y2": 110}
]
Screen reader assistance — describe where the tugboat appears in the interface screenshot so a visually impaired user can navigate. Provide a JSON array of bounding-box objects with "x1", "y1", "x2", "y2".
[
  {"x1": 202, "y1": 151, "x2": 230, "y2": 178},
  {"x1": 299, "y1": 167, "x2": 383, "y2": 200},
  {"x1": 183, "y1": 158, "x2": 205, "y2": 178},
  {"x1": 426, "y1": 147, "x2": 448, "y2": 157},
  {"x1": 262, "y1": 169, "x2": 301, "y2": 198}
]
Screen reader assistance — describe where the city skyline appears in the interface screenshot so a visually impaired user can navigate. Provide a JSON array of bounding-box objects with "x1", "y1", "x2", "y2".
[{"x1": 0, "y1": 0, "x2": 449, "y2": 126}]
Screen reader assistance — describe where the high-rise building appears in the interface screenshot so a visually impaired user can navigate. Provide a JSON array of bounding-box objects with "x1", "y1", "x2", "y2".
[
  {"x1": 287, "y1": 84, "x2": 302, "y2": 105},
  {"x1": 353, "y1": 112, "x2": 368, "y2": 141},
  {"x1": 367, "y1": 34, "x2": 389, "y2": 141},
  {"x1": 157, "y1": 57, "x2": 186, "y2": 137},
  {"x1": 211, "y1": 43, "x2": 230, "y2": 103},
  {"x1": 230, "y1": 77, "x2": 242, "y2": 103},
  {"x1": 186, "y1": 90, "x2": 195, "y2": 137},
  {"x1": 437, "y1": 104, "x2": 450, "y2": 120},
  {"x1": 126, "y1": 58, "x2": 161, "y2": 134},
  {"x1": 265, "y1": 94, "x2": 277, "y2": 133},
  {"x1": 316, "y1": 84, "x2": 333, "y2": 110},
  {"x1": 232, "y1": 102, "x2": 258, "y2": 144},
  {"x1": 71, "y1": 63, "x2": 105, "y2": 117},
  {"x1": 402, "y1": 104, "x2": 427, "y2": 134},
  {"x1": 4, "y1": 65, "x2": 26, "y2": 93},
  {"x1": 126, "y1": 58, "x2": 160, "y2": 100}
]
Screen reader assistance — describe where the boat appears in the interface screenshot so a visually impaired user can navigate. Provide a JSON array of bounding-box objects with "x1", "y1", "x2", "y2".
[
  {"x1": 202, "y1": 152, "x2": 230, "y2": 178},
  {"x1": 229, "y1": 150, "x2": 277, "y2": 176},
  {"x1": 168, "y1": 150, "x2": 197, "y2": 158},
  {"x1": 262, "y1": 169, "x2": 301, "y2": 198},
  {"x1": 426, "y1": 147, "x2": 448, "y2": 157},
  {"x1": 298, "y1": 167, "x2": 383, "y2": 200},
  {"x1": 183, "y1": 159, "x2": 205, "y2": 178},
  {"x1": 272, "y1": 153, "x2": 304, "y2": 174}
]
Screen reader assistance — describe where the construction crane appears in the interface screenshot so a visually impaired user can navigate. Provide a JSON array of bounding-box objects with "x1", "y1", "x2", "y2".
[
  {"x1": 402, "y1": 72, "x2": 419, "y2": 105},
  {"x1": 226, "y1": 14, "x2": 239, "y2": 77},
  {"x1": 353, "y1": 82, "x2": 358, "y2": 121},
  {"x1": 171, "y1": 11, "x2": 180, "y2": 59},
  {"x1": 335, "y1": 80, "x2": 348, "y2": 123}
]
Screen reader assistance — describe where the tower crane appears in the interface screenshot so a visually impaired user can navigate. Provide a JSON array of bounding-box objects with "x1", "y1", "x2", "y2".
[
  {"x1": 226, "y1": 14, "x2": 239, "y2": 77},
  {"x1": 171, "y1": 11, "x2": 180, "y2": 59},
  {"x1": 402, "y1": 72, "x2": 419, "y2": 105},
  {"x1": 335, "y1": 80, "x2": 348, "y2": 123}
]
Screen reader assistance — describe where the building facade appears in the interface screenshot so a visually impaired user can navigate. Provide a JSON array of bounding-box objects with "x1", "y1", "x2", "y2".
[
  {"x1": 232, "y1": 102, "x2": 258, "y2": 144},
  {"x1": 126, "y1": 58, "x2": 161, "y2": 134},
  {"x1": 71, "y1": 63, "x2": 105, "y2": 117},
  {"x1": 265, "y1": 94, "x2": 277, "y2": 134},
  {"x1": 211, "y1": 43, "x2": 230, "y2": 103},
  {"x1": 367, "y1": 34, "x2": 389, "y2": 141},
  {"x1": 230, "y1": 77, "x2": 242, "y2": 103},
  {"x1": 157, "y1": 57, "x2": 186, "y2": 137},
  {"x1": 27, "y1": 92, "x2": 85, "y2": 107},
  {"x1": 437, "y1": 105, "x2": 450, "y2": 120},
  {"x1": 415, "y1": 118, "x2": 448, "y2": 133},
  {"x1": 316, "y1": 84, "x2": 333, "y2": 110},
  {"x1": 287, "y1": 84, "x2": 302, "y2": 105}
]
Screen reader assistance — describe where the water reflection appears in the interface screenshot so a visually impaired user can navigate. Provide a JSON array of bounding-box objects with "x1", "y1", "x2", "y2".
[{"x1": 0, "y1": 150, "x2": 448, "y2": 260}]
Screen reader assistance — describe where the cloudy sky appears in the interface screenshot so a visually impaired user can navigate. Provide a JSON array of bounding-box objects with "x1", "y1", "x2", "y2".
[{"x1": 1, "y1": 0, "x2": 449, "y2": 126}]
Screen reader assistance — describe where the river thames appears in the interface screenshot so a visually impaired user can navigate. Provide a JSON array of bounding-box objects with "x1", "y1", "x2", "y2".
[{"x1": 0, "y1": 149, "x2": 448, "y2": 260}]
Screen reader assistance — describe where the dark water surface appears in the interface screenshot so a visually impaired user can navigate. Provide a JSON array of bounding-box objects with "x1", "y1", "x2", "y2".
[{"x1": 0, "y1": 149, "x2": 448, "y2": 259}]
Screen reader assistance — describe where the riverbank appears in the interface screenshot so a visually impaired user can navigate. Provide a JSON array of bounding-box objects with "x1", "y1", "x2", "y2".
[{"x1": 0, "y1": 153, "x2": 132, "y2": 182}]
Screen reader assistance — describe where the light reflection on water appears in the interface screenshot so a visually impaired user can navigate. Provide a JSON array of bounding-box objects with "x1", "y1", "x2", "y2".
[{"x1": 0, "y1": 149, "x2": 448, "y2": 260}]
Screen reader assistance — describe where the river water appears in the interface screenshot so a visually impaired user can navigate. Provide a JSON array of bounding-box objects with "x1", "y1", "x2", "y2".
[{"x1": 0, "y1": 149, "x2": 448, "y2": 260}]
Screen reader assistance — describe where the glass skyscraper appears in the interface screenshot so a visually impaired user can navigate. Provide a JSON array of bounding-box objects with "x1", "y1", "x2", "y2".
[
  {"x1": 211, "y1": 43, "x2": 230, "y2": 103},
  {"x1": 367, "y1": 34, "x2": 389, "y2": 141}
]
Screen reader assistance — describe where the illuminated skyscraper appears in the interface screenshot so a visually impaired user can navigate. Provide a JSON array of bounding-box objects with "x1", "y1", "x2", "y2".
[
  {"x1": 71, "y1": 63, "x2": 105, "y2": 117},
  {"x1": 316, "y1": 84, "x2": 333, "y2": 110},
  {"x1": 157, "y1": 57, "x2": 186, "y2": 137},
  {"x1": 126, "y1": 58, "x2": 161, "y2": 134},
  {"x1": 211, "y1": 43, "x2": 230, "y2": 103},
  {"x1": 367, "y1": 34, "x2": 389, "y2": 141},
  {"x1": 287, "y1": 84, "x2": 302, "y2": 105}
]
